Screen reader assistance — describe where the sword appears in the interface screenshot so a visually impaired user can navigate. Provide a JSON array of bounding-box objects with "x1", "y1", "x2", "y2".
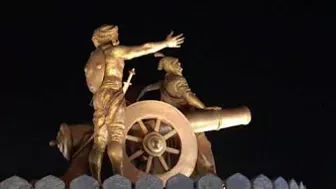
[{"x1": 123, "y1": 68, "x2": 136, "y2": 94}]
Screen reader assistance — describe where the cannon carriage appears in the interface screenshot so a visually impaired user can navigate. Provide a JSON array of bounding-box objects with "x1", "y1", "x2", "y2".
[
  {"x1": 116, "y1": 100, "x2": 250, "y2": 184},
  {"x1": 50, "y1": 99, "x2": 251, "y2": 185}
]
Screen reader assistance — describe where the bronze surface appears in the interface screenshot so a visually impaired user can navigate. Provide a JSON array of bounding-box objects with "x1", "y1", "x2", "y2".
[
  {"x1": 50, "y1": 100, "x2": 251, "y2": 186},
  {"x1": 136, "y1": 53, "x2": 222, "y2": 177},
  {"x1": 142, "y1": 132, "x2": 167, "y2": 157},
  {"x1": 84, "y1": 49, "x2": 106, "y2": 93},
  {"x1": 123, "y1": 100, "x2": 198, "y2": 185},
  {"x1": 85, "y1": 24, "x2": 185, "y2": 183},
  {"x1": 50, "y1": 25, "x2": 253, "y2": 187},
  {"x1": 184, "y1": 106, "x2": 251, "y2": 133}
]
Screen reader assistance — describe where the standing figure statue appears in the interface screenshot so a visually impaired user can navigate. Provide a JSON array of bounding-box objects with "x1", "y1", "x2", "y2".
[
  {"x1": 84, "y1": 25, "x2": 184, "y2": 183},
  {"x1": 136, "y1": 53, "x2": 221, "y2": 177}
]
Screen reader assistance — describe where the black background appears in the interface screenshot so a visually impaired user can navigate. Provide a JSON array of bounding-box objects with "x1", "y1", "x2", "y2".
[{"x1": 1, "y1": 2, "x2": 334, "y2": 189}]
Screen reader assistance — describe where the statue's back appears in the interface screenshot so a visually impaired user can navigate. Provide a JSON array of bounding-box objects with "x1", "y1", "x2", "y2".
[{"x1": 84, "y1": 48, "x2": 106, "y2": 93}]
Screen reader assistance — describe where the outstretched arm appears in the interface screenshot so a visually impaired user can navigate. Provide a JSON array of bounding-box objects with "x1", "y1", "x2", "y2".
[
  {"x1": 112, "y1": 32, "x2": 184, "y2": 60},
  {"x1": 136, "y1": 81, "x2": 162, "y2": 101},
  {"x1": 114, "y1": 42, "x2": 167, "y2": 60}
]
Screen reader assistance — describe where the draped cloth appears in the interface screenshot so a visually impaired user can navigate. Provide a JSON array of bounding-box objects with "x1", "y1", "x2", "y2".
[{"x1": 92, "y1": 81, "x2": 126, "y2": 144}]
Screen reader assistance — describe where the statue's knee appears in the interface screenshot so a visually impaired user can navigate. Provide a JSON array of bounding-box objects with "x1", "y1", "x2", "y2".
[
  {"x1": 107, "y1": 141, "x2": 123, "y2": 160},
  {"x1": 107, "y1": 123, "x2": 125, "y2": 143},
  {"x1": 95, "y1": 137, "x2": 107, "y2": 146}
]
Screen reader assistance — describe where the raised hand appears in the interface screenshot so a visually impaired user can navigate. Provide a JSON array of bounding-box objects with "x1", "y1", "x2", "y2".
[{"x1": 165, "y1": 31, "x2": 185, "y2": 48}]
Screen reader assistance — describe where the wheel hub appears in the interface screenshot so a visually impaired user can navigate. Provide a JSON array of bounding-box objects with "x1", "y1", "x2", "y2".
[{"x1": 143, "y1": 132, "x2": 167, "y2": 157}]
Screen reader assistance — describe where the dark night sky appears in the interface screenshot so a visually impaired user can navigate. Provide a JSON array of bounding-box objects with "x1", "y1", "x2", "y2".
[{"x1": 1, "y1": 2, "x2": 335, "y2": 189}]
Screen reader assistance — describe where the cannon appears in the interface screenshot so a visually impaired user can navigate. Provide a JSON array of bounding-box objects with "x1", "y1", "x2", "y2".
[
  {"x1": 50, "y1": 100, "x2": 251, "y2": 185},
  {"x1": 122, "y1": 100, "x2": 251, "y2": 184}
]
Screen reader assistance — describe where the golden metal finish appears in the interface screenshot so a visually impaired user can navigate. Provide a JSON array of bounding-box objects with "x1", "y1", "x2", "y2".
[
  {"x1": 185, "y1": 106, "x2": 251, "y2": 133},
  {"x1": 50, "y1": 26, "x2": 252, "y2": 186},
  {"x1": 84, "y1": 49, "x2": 106, "y2": 93},
  {"x1": 123, "y1": 68, "x2": 136, "y2": 93},
  {"x1": 50, "y1": 101, "x2": 251, "y2": 186},
  {"x1": 136, "y1": 53, "x2": 224, "y2": 177},
  {"x1": 142, "y1": 132, "x2": 167, "y2": 157},
  {"x1": 84, "y1": 24, "x2": 185, "y2": 183},
  {"x1": 137, "y1": 53, "x2": 221, "y2": 111},
  {"x1": 123, "y1": 100, "x2": 198, "y2": 185}
]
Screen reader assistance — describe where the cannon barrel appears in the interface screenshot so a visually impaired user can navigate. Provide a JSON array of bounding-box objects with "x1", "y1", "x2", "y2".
[
  {"x1": 184, "y1": 106, "x2": 251, "y2": 133},
  {"x1": 50, "y1": 106, "x2": 251, "y2": 148}
]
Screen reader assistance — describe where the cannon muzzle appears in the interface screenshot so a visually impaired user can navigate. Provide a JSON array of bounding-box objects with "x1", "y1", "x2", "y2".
[{"x1": 184, "y1": 106, "x2": 251, "y2": 133}]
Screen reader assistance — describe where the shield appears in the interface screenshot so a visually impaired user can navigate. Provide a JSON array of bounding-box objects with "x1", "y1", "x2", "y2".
[{"x1": 84, "y1": 48, "x2": 106, "y2": 93}]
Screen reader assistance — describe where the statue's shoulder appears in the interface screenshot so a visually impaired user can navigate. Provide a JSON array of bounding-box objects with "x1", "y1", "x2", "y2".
[
  {"x1": 106, "y1": 45, "x2": 127, "y2": 56},
  {"x1": 164, "y1": 75, "x2": 190, "y2": 95}
]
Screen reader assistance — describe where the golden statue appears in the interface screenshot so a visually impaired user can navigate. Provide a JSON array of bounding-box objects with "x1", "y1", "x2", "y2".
[
  {"x1": 84, "y1": 24, "x2": 184, "y2": 183},
  {"x1": 136, "y1": 53, "x2": 221, "y2": 177}
]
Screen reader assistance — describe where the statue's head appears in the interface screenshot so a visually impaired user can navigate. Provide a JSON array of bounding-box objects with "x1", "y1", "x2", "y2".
[
  {"x1": 155, "y1": 53, "x2": 183, "y2": 76},
  {"x1": 91, "y1": 24, "x2": 119, "y2": 48}
]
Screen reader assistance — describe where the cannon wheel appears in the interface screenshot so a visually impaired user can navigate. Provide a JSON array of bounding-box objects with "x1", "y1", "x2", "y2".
[{"x1": 123, "y1": 100, "x2": 198, "y2": 184}]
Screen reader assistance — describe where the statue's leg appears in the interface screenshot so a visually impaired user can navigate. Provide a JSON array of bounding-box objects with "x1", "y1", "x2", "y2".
[
  {"x1": 89, "y1": 105, "x2": 108, "y2": 183},
  {"x1": 105, "y1": 97, "x2": 126, "y2": 176},
  {"x1": 195, "y1": 132, "x2": 216, "y2": 175}
]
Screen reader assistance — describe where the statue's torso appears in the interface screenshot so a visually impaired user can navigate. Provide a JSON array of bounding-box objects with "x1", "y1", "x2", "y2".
[
  {"x1": 160, "y1": 74, "x2": 190, "y2": 111},
  {"x1": 103, "y1": 46, "x2": 124, "y2": 83}
]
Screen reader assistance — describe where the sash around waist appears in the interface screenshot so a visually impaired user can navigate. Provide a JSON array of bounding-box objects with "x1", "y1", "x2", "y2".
[{"x1": 101, "y1": 79, "x2": 122, "y2": 90}]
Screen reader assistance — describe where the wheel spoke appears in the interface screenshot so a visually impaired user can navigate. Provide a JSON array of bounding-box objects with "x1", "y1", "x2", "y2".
[
  {"x1": 158, "y1": 156, "x2": 169, "y2": 171},
  {"x1": 137, "y1": 119, "x2": 149, "y2": 134},
  {"x1": 126, "y1": 135, "x2": 142, "y2": 143},
  {"x1": 154, "y1": 118, "x2": 161, "y2": 132},
  {"x1": 166, "y1": 147, "x2": 180, "y2": 154},
  {"x1": 129, "y1": 150, "x2": 144, "y2": 161},
  {"x1": 145, "y1": 156, "x2": 153, "y2": 173},
  {"x1": 163, "y1": 129, "x2": 177, "y2": 140}
]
